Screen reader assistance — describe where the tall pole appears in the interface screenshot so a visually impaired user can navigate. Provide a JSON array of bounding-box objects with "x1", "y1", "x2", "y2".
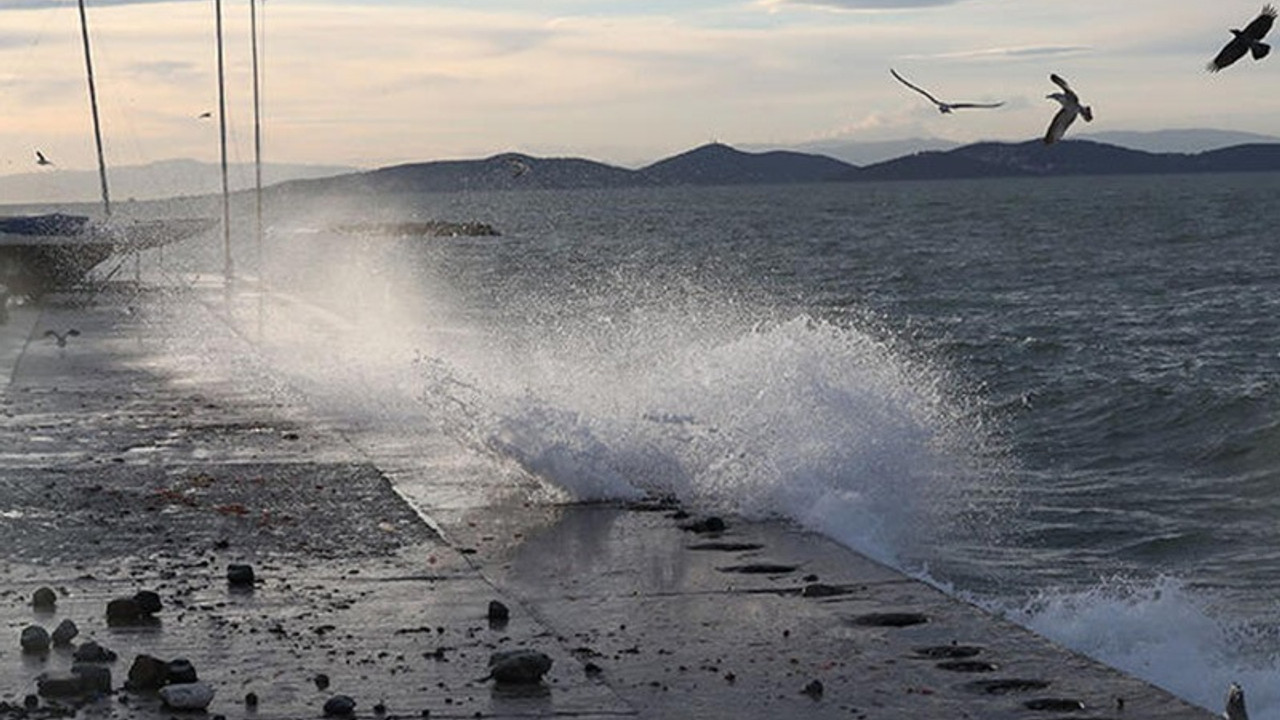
[
  {"x1": 77, "y1": 0, "x2": 110, "y2": 218},
  {"x1": 250, "y1": 0, "x2": 264, "y2": 337},
  {"x1": 215, "y1": 0, "x2": 233, "y2": 285}
]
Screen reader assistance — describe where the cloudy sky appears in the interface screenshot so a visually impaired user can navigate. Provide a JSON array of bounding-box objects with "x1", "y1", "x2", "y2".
[{"x1": 1, "y1": 0, "x2": 1278, "y2": 174}]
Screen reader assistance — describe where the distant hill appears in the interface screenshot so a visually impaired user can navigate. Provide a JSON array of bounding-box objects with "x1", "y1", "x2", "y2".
[
  {"x1": 849, "y1": 139, "x2": 1280, "y2": 181},
  {"x1": 272, "y1": 152, "x2": 643, "y2": 196},
  {"x1": 1077, "y1": 128, "x2": 1280, "y2": 154},
  {"x1": 0, "y1": 158, "x2": 356, "y2": 205},
  {"x1": 640, "y1": 142, "x2": 855, "y2": 185},
  {"x1": 746, "y1": 137, "x2": 961, "y2": 166}
]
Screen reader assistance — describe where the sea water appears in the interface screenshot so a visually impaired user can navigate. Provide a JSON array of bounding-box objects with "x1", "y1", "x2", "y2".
[{"x1": 149, "y1": 172, "x2": 1280, "y2": 717}]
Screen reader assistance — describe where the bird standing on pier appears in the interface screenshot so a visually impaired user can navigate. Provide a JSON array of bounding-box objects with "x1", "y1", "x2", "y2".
[
  {"x1": 1224, "y1": 682, "x2": 1249, "y2": 720},
  {"x1": 1043, "y1": 73, "x2": 1093, "y2": 145}
]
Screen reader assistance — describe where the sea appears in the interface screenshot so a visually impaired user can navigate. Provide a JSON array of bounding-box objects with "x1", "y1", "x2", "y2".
[{"x1": 116, "y1": 172, "x2": 1280, "y2": 716}]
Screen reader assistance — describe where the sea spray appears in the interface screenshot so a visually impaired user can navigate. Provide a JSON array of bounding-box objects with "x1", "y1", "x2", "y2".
[{"x1": 1000, "y1": 575, "x2": 1280, "y2": 719}]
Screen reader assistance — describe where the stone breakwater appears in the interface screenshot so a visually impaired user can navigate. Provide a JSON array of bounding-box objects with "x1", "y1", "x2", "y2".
[{"x1": 0, "y1": 284, "x2": 1218, "y2": 719}]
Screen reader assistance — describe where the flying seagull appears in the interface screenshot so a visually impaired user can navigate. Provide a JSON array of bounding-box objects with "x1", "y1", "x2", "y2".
[
  {"x1": 1224, "y1": 682, "x2": 1249, "y2": 720},
  {"x1": 35, "y1": 150, "x2": 52, "y2": 166},
  {"x1": 1208, "y1": 5, "x2": 1277, "y2": 72},
  {"x1": 889, "y1": 69, "x2": 1004, "y2": 114},
  {"x1": 1043, "y1": 73, "x2": 1093, "y2": 145},
  {"x1": 44, "y1": 329, "x2": 79, "y2": 347}
]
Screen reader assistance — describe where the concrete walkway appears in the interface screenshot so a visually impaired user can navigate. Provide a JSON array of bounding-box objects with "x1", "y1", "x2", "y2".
[{"x1": 0, "y1": 284, "x2": 1217, "y2": 719}]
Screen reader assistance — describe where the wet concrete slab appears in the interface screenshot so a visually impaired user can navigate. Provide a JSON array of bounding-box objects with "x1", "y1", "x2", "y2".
[{"x1": 0, "y1": 284, "x2": 1218, "y2": 719}]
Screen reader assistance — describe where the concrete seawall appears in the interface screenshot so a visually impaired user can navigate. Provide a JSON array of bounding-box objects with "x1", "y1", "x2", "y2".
[{"x1": 0, "y1": 284, "x2": 1219, "y2": 719}]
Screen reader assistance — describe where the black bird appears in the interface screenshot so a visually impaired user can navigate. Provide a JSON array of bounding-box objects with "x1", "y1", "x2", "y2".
[
  {"x1": 196, "y1": 111, "x2": 212, "y2": 119},
  {"x1": 44, "y1": 329, "x2": 80, "y2": 347},
  {"x1": 35, "y1": 150, "x2": 52, "y2": 166},
  {"x1": 1044, "y1": 73, "x2": 1093, "y2": 145},
  {"x1": 889, "y1": 69, "x2": 1004, "y2": 114},
  {"x1": 1208, "y1": 5, "x2": 1277, "y2": 72}
]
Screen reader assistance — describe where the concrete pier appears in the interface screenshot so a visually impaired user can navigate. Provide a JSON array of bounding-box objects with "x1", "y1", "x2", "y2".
[{"x1": 0, "y1": 284, "x2": 1218, "y2": 719}]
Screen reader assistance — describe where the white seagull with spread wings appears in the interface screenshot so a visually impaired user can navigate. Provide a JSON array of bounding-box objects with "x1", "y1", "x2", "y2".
[
  {"x1": 1043, "y1": 73, "x2": 1092, "y2": 145},
  {"x1": 889, "y1": 69, "x2": 1004, "y2": 114}
]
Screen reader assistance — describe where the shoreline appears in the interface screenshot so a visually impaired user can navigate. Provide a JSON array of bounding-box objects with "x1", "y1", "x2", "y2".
[{"x1": 0, "y1": 282, "x2": 1218, "y2": 719}]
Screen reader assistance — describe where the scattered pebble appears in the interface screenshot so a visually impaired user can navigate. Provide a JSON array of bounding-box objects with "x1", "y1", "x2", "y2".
[
  {"x1": 801, "y1": 679, "x2": 824, "y2": 699},
  {"x1": 31, "y1": 587, "x2": 57, "y2": 610},
  {"x1": 160, "y1": 682, "x2": 217, "y2": 710},
  {"x1": 227, "y1": 563, "x2": 256, "y2": 587},
  {"x1": 51, "y1": 619, "x2": 79, "y2": 647},
  {"x1": 488, "y1": 649, "x2": 553, "y2": 684},
  {"x1": 323, "y1": 694, "x2": 357, "y2": 717},
  {"x1": 314, "y1": 673, "x2": 331, "y2": 690},
  {"x1": 73, "y1": 640, "x2": 117, "y2": 663},
  {"x1": 20, "y1": 625, "x2": 51, "y2": 653}
]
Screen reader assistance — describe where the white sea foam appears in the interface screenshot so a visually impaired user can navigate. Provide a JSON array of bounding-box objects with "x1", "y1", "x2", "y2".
[{"x1": 998, "y1": 576, "x2": 1280, "y2": 719}]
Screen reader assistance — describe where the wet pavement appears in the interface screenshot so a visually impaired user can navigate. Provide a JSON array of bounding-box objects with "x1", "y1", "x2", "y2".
[{"x1": 0, "y1": 284, "x2": 1217, "y2": 719}]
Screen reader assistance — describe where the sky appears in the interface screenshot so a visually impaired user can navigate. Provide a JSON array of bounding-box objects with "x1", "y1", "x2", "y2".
[{"x1": 2, "y1": 0, "x2": 1280, "y2": 175}]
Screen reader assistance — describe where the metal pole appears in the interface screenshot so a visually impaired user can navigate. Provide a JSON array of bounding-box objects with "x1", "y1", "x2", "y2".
[
  {"x1": 250, "y1": 0, "x2": 264, "y2": 338},
  {"x1": 215, "y1": 0, "x2": 233, "y2": 285},
  {"x1": 77, "y1": 0, "x2": 110, "y2": 218}
]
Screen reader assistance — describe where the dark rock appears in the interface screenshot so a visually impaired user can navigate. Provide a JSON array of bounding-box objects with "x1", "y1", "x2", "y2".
[
  {"x1": 37, "y1": 672, "x2": 83, "y2": 698},
  {"x1": 133, "y1": 590, "x2": 162, "y2": 614},
  {"x1": 488, "y1": 649, "x2": 553, "y2": 684},
  {"x1": 245, "y1": 692, "x2": 259, "y2": 707},
  {"x1": 126, "y1": 654, "x2": 168, "y2": 690},
  {"x1": 106, "y1": 598, "x2": 142, "y2": 623},
  {"x1": 801, "y1": 679, "x2": 824, "y2": 699},
  {"x1": 51, "y1": 619, "x2": 79, "y2": 647},
  {"x1": 323, "y1": 695, "x2": 357, "y2": 717},
  {"x1": 374, "y1": 701, "x2": 387, "y2": 715},
  {"x1": 73, "y1": 641, "x2": 118, "y2": 663},
  {"x1": 167, "y1": 658, "x2": 198, "y2": 684},
  {"x1": 21, "y1": 625, "x2": 51, "y2": 653},
  {"x1": 487, "y1": 600, "x2": 510, "y2": 622},
  {"x1": 32, "y1": 587, "x2": 57, "y2": 610},
  {"x1": 160, "y1": 682, "x2": 216, "y2": 710},
  {"x1": 72, "y1": 664, "x2": 112, "y2": 694},
  {"x1": 800, "y1": 583, "x2": 850, "y2": 598},
  {"x1": 23, "y1": 694, "x2": 38, "y2": 709},
  {"x1": 680, "y1": 516, "x2": 726, "y2": 533},
  {"x1": 227, "y1": 564, "x2": 255, "y2": 587},
  {"x1": 314, "y1": 673, "x2": 331, "y2": 690}
]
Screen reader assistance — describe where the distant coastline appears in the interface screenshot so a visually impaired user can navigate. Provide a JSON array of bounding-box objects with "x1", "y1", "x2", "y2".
[
  {"x1": 9, "y1": 137, "x2": 1280, "y2": 206},
  {"x1": 267, "y1": 139, "x2": 1280, "y2": 197}
]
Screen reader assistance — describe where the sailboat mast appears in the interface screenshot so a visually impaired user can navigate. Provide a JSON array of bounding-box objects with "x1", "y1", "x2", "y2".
[
  {"x1": 215, "y1": 0, "x2": 232, "y2": 283},
  {"x1": 250, "y1": 0, "x2": 263, "y2": 278},
  {"x1": 76, "y1": 0, "x2": 110, "y2": 218}
]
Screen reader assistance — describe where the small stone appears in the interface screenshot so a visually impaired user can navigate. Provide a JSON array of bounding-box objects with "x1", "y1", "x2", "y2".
[
  {"x1": 487, "y1": 600, "x2": 510, "y2": 622},
  {"x1": 23, "y1": 694, "x2": 39, "y2": 710},
  {"x1": 51, "y1": 619, "x2": 79, "y2": 647},
  {"x1": 227, "y1": 564, "x2": 255, "y2": 587},
  {"x1": 133, "y1": 590, "x2": 162, "y2": 615},
  {"x1": 680, "y1": 516, "x2": 726, "y2": 533},
  {"x1": 72, "y1": 664, "x2": 112, "y2": 694},
  {"x1": 74, "y1": 641, "x2": 118, "y2": 663},
  {"x1": 160, "y1": 682, "x2": 216, "y2": 710},
  {"x1": 314, "y1": 673, "x2": 330, "y2": 690},
  {"x1": 488, "y1": 649, "x2": 552, "y2": 684},
  {"x1": 373, "y1": 701, "x2": 387, "y2": 715},
  {"x1": 801, "y1": 679, "x2": 824, "y2": 699},
  {"x1": 32, "y1": 587, "x2": 57, "y2": 610},
  {"x1": 126, "y1": 654, "x2": 168, "y2": 690},
  {"x1": 37, "y1": 672, "x2": 83, "y2": 698},
  {"x1": 106, "y1": 598, "x2": 142, "y2": 623},
  {"x1": 21, "y1": 625, "x2": 51, "y2": 653},
  {"x1": 323, "y1": 695, "x2": 357, "y2": 717},
  {"x1": 167, "y1": 658, "x2": 198, "y2": 684},
  {"x1": 245, "y1": 692, "x2": 259, "y2": 707}
]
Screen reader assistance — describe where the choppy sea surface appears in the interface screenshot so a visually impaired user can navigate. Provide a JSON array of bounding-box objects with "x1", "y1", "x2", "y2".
[{"x1": 134, "y1": 173, "x2": 1280, "y2": 716}]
